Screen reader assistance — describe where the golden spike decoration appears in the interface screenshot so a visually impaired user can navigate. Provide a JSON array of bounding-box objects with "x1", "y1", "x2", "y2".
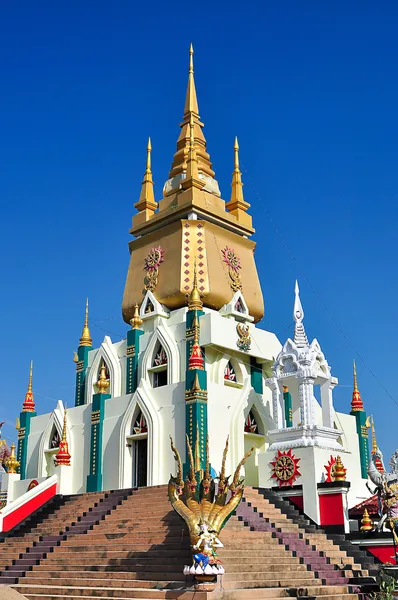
[
  {"x1": 28, "y1": 360, "x2": 33, "y2": 392},
  {"x1": 130, "y1": 303, "x2": 143, "y2": 330},
  {"x1": 15, "y1": 418, "x2": 20, "y2": 431},
  {"x1": 188, "y1": 262, "x2": 203, "y2": 311},
  {"x1": 353, "y1": 360, "x2": 358, "y2": 391},
  {"x1": 371, "y1": 416, "x2": 377, "y2": 455},
  {"x1": 134, "y1": 138, "x2": 158, "y2": 213},
  {"x1": 226, "y1": 136, "x2": 250, "y2": 215},
  {"x1": 184, "y1": 43, "x2": 199, "y2": 118},
  {"x1": 230, "y1": 445, "x2": 256, "y2": 491},
  {"x1": 79, "y1": 298, "x2": 92, "y2": 347},
  {"x1": 194, "y1": 424, "x2": 201, "y2": 473},
  {"x1": 219, "y1": 436, "x2": 229, "y2": 484},
  {"x1": 186, "y1": 433, "x2": 197, "y2": 485},
  {"x1": 169, "y1": 436, "x2": 184, "y2": 488}
]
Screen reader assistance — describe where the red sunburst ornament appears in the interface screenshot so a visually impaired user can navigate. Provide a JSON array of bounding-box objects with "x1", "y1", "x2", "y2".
[
  {"x1": 270, "y1": 449, "x2": 301, "y2": 487},
  {"x1": 324, "y1": 456, "x2": 337, "y2": 482}
]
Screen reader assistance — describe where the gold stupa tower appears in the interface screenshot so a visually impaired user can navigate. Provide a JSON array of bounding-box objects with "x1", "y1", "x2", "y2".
[{"x1": 122, "y1": 46, "x2": 264, "y2": 323}]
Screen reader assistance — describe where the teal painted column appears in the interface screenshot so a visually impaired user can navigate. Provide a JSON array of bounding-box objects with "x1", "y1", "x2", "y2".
[
  {"x1": 350, "y1": 362, "x2": 369, "y2": 479},
  {"x1": 75, "y1": 346, "x2": 91, "y2": 406},
  {"x1": 283, "y1": 386, "x2": 293, "y2": 427},
  {"x1": 184, "y1": 282, "x2": 208, "y2": 478},
  {"x1": 250, "y1": 357, "x2": 263, "y2": 394},
  {"x1": 86, "y1": 390, "x2": 111, "y2": 492},
  {"x1": 352, "y1": 410, "x2": 369, "y2": 479},
  {"x1": 17, "y1": 411, "x2": 36, "y2": 479},
  {"x1": 75, "y1": 299, "x2": 93, "y2": 407},
  {"x1": 126, "y1": 309, "x2": 144, "y2": 394}
]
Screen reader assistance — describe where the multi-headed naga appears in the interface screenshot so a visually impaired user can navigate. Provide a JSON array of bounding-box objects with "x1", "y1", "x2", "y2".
[{"x1": 168, "y1": 434, "x2": 255, "y2": 578}]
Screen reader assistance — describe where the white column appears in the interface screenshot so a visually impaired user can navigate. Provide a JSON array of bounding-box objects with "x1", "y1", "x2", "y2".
[
  {"x1": 298, "y1": 376, "x2": 316, "y2": 426},
  {"x1": 320, "y1": 379, "x2": 335, "y2": 428},
  {"x1": 267, "y1": 378, "x2": 284, "y2": 429}
]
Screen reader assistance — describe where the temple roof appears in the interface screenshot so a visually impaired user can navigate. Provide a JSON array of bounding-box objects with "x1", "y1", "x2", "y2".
[{"x1": 349, "y1": 494, "x2": 379, "y2": 518}]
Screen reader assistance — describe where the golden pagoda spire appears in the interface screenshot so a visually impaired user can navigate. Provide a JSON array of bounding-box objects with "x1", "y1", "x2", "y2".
[
  {"x1": 22, "y1": 361, "x2": 35, "y2": 412},
  {"x1": 79, "y1": 298, "x2": 92, "y2": 348},
  {"x1": 5, "y1": 442, "x2": 20, "y2": 474},
  {"x1": 226, "y1": 137, "x2": 250, "y2": 215},
  {"x1": 130, "y1": 304, "x2": 143, "y2": 330},
  {"x1": 188, "y1": 263, "x2": 203, "y2": 311},
  {"x1": 184, "y1": 44, "x2": 199, "y2": 118},
  {"x1": 371, "y1": 416, "x2": 384, "y2": 473},
  {"x1": 167, "y1": 45, "x2": 215, "y2": 185},
  {"x1": 134, "y1": 138, "x2": 158, "y2": 216},
  {"x1": 351, "y1": 360, "x2": 364, "y2": 411}
]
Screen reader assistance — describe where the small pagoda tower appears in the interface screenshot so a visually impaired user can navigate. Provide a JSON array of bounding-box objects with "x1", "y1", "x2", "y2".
[
  {"x1": 17, "y1": 362, "x2": 37, "y2": 478},
  {"x1": 350, "y1": 361, "x2": 369, "y2": 478}
]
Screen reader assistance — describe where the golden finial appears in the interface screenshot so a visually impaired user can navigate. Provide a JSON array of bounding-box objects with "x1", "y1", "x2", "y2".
[
  {"x1": 191, "y1": 372, "x2": 201, "y2": 392},
  {"x1": 22, "y1": 360, "x2": 35, "y2": 412},
  {"x1": 184, "y1": 43, "x2": 199, "y2": 117},
  {"x1": 95, "y1": 362, "x2": 110, "y2": 394},
  {"x1": 360, "y1": 508, "x2": 373, "y2": 532},
  {"x1": 79, "y1": 298, "x2": 92, "y2": 348},
  {"x1": 353, "y1": 360, "x2": 358, "y2": 391},
  {"x1": 351, "y1": 360, "x2": 364, "y2": 411},
  {"x1": 5, "y1": 442, "x2": 20, "y2": 474},
  {"x1": 134, "y1": 138, "x2": 158, "y2": 214},
  {"x1": 371, "y1": 417, "x2": 377, "y2": 455},
  {"x1": 61, "y1": 410, "x2": 67, "y2": 443},
  {"x1": 130, "y1": 304, "x2": 143, "y2": 330},
  {"x1": 334, "y1": 456, "x2": 347, "y2": 481},
  {"x1": 226, "y1": 136, "x2": 251, "y2": 217},
  {"x1": 188, "y1": 263, "x2": 203, "y2": 311},
  {"x1": 167, "y1": 45, "x2": 215, "y2": 186}
]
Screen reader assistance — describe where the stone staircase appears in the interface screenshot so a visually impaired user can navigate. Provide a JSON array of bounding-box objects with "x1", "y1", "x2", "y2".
[{"x1": 0, "y1": 485, "x2": 377, "y2": 599}]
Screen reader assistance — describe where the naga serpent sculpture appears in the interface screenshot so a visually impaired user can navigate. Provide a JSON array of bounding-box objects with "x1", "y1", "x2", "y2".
[{"x1": 168, "y1": 434, "x2": 255, "y2": 578}]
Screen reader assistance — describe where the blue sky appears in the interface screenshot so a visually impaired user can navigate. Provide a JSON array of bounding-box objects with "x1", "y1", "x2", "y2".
[{"x1": 1, "y1": 2, "x2": 398, "y2": 465}]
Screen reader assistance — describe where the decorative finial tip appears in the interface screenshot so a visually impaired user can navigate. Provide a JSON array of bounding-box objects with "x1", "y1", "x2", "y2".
[
  {"x1": 190, "y1": 43, "x2": 194, "y2": 54},
  {"x1": 234, "y1": 136, "x2": 239, "y2": 150},
  {"x1": 147, "y1": 137, "x2": 152, "y2": 151},
  {"x1": 295, "y1": 280, "x2": 299, "y2": 295}
]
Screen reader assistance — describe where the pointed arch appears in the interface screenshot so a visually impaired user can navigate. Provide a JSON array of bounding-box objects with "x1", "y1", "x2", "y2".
[
  {"x1": 215, "y1": 353, "x2": 249, "y2": 386},
  {"x1": 119, "y1": 380, "x2": 161, "y2": 488},
  {"x1": 141, "y1": 323, "x2": 180, "y2": 386},
  {"x1": 38, "y1": 401, "x2": 71, "y2": 478},
  {"x1": 86, "y1": 336, "x2": 122, "y2": 402}
]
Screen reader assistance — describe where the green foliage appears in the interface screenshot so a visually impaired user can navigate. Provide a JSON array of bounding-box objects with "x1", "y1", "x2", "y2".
[{"x1": 372, "y1": 571, "x2": 398, "y2": 600}]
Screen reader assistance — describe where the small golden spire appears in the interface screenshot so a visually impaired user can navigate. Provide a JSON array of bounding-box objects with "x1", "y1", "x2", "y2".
[
  {"x1": 184, "y1": 44, "x2": 199, "y2": 118},
  {"x1": 79, "y1": 299, "x2": 92, "y2": 348},
  {"x1": 194, "y1": 423, "x2": 201, "y2": 472},
  {"x1": 371, "y1": 418, "x2": 377, "y2": 455},
  {"x1": 134, "y1": 137, "x2": 158, "y2": 215},
  {"x1": 5, "y1": 442, "x2": 20, "y2": 474},
  {"x1": 188, "y1": 263, "x2": 203, "y2": 311},
  {"x1": 360, "y1": 508, "x2": 373, "y2": 532},
  {"x1": 191, "y1": 372, "x2": 201, "y2": 392},
  {"x1": 226, "y1": 137, "x2": 251, "y2": 218},
  {"x1": 61, "y1": 411, "x2": 67, "y2": 443},
  {"x1": 22, "y1": 361, "x2": 35, "y2": 412},
  {"x1": 334, "y1": 456, "x2": 347, "y2": 481},
  {"x1": 351, "y1": 360, "x2": 364, "y2": 411},
  {"x1": 95, "y1": 362, "x2": 110, "y2": 394},
  {"x1": 130, "y1": 304, "x2": 143, "y2": 330}
]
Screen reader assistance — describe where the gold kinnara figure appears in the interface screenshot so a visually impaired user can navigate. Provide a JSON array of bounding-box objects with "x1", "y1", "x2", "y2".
[{"x1": 168, "y1": 434, "x2": 255, "y2": 579}]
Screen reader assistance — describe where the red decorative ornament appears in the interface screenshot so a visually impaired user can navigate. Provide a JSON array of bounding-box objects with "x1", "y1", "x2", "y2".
[
  {"x1": 188, "y1": 341, "x2": 204, "y2": 370},
  {"x1": 270, "y1": 449, "x2": 301, "y2": 487},
  {"x1": 27, "y1": 479, "x2": 38, "y2": 491},
  {"x1": 324, "y1": 456, "x2": 337, "y2": 482},
  {"x1": 221, "y1": 246, "x2": 241, "y2": 273}
]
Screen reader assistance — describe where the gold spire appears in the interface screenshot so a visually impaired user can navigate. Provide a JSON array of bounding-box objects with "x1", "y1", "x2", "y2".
[
  {"x1": 95, "y1": 362, "x2": 110, "y2": 394},
  {"x1": 353, "y1": 360, "x2": 358, "y2": 391},
  {"x1": 22, "y1": 361, "x2": 35, "y2": 412},
  {"x1": 226, "y1": 137, "x2": 251, "y2": 222},
  {"x1": 79, "y1": 299, "x2": 92, "y2": 348},
  {"x1": 371, "y1": 418, "x2": 378, "y2": 455},
  {"x1": 188, "y1": 263, "x2": 203, "y2": 311},
  {"x1": 184, "y1": 44, "x2": 199, "y2": 118},
  {"x1": 167, "y1": 45, "x2": 215, "y2": 184},
  {"x1": 351, "y1": 360, "x2": 364, "y2": 411},
  {"x1": 194, "y1": 423, "x2": 201, "y2": 472},
  {"x1": 191, "y1": 372, "x2": 201, "y2": 392},
  {"x1": 181, "y1": 114, "x2": 205, "y2": 191},
  {"x1": 5, "y1": 442, "x2": 20, "y2": 474},
  {"x1": 134, "y1": 138, "x2": 158, "y2": 216},
  {"x1": 130, "y1": 304, "x2": 143, "y2": 329},
  {"x1": 61, "y1": 410, "x2": 67, "y2": 444}
]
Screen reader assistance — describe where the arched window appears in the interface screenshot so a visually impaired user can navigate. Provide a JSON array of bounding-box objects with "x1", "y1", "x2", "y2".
[
  {"x1": 132, "y1": 411, "x2": 148, "y2": 435},
  {"x1": 244, "y1": 407, "x2": 264, "y2": 436},
  {"x1": 149, "y1": 343, "x2": 168, "y2": 388},
  {"x1": 127, "y1": 408, "x2": 148, "y2": 487},
  {"x1": 224, "y1": 361, "x2": 236, "y2": 382},
  {"x1": 49, "y1": 426, "x2": 60, "y2": 449}
]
